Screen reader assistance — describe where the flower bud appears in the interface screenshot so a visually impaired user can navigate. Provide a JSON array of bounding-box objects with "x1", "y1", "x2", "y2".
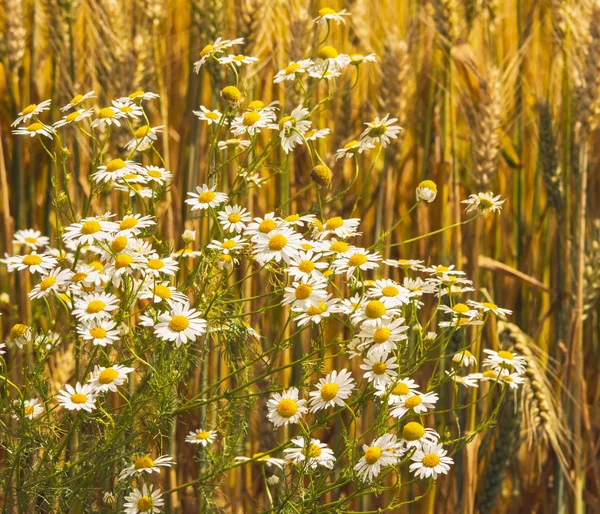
[
  {"x1": 310, "y1": 164, "x2": 332, "y2": 188},
  {"x1": 416, "y1": 180, "x2": 437, "y2": 202}
]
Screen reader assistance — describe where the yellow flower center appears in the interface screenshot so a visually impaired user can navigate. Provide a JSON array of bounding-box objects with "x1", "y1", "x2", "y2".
[
  {"x1": 111, "y1": 236, "x2": 129, "y2": 253},
  {"x1": 81, "y1": 220, "x2": 101, "y2": 234},
  {"x1": 268, "y1": 234, "x2": 287, "y2": 251},
  {"x1": 154, "y1": 285, "x2": 172, "y2": 300},
  {"x1": 368, "y1": 124, "x2": 387, "y2": 137},
  {"x1": 22, "y1": 254, "x2": 42, "y2": 266},
  {"x1": 373, "y1": 327, "x2": 391, "y2": 344},
  {"x1": 120, "y1": 217, "x2": 139, "y2": 230},
  {"x1": 24, "y1": 405, "x2": 35, "y2": 416},
  {"x1": 298, "y1": 260, "x2": 315, "y2": 273},
  {"x1": 318, "y1": 45, "x2": 338, "y2": 59},
  {"x1": 452, "y1": 303, "x2": 470, "y2": 314},
  {"x1": 72, "y1": 272, "x2": 87, "y2": 282},
  {"x1": 243, "y1": 111, "x2": 261, "y2": 126},
  {"x1": 98, "y1": 368, "x2": 119, "y2": 384},
  {"x1": 115, "y1": 254, "x2": 134, "y2": 269},
  {"x1": 330, "y1": 241, "x2": 349, "y2": 253},
  {"x1": 325, "y1": 216, "x2": 344, "y2": 230},
  {"x1": 200, "y1": 44, "x2": 213, "y2": 57},
  {"x1": 276, "y1": 398, "x2": 298, "y2": 418},
  {"x1": 404, "y1": 396, "x2": 422, "y2": 409},
  {"x1": 86, "y1": 300, "x2": 106, "y2": 313},
  {"x1": 221, "y1": 240, "x2": 237, "y2": 250},
  {"x1": 134, "y1": 125, "x2": 151, "y2": 139},
  {"x1": 307, "y1": 302, "x2": 327, "y2": 316},
  {"x1": 24, "y1": 237, "x2": 37, "y2": 243},
  {"x1": 497, "y1": 350, "x2": 514, "y2": 360},
  {"x1": 278, "y1": 115, "x2": 294, "y2": 130},
  {"x1": 137, "y1": 497, "x2": 152, "y2": 512},
  {"x1": 71, "y1": 94, "x2": 84, "y2": 104},
  {"x1": 501, "y1": 375, "x2": 514, "y2": 383},
  {"x1": 259, "y1": 219, "x2": 277, "y2": 233},
  {"x1": 70, "y1": 393, "x2": 88, "y2": 404},
  {"x1": 198, "y1": 191, "x2": 216, "y2": 203},
  {"x1": 221, "y1": 86, "x2": 241, "y2": 103},
  {"x1": 483, "y1": 370, "x2": 498, "y2": 379},
  {"x1": 320, "y1": 382, "x2": 339, "y2": 401},
  {"x1": 348, "y1": 253, "x2": 368, "y2": 267},
  {"x1": 90, "y1": 261, "x2": 104, "y2": 271},
  {"x1": 381, "y1": 285, "x2": 399, "y2": 297},
  {"x1": 344, "y1": 140, "x2": 359, "y2": 150},
  {"x1": 422, "y1": 453, "x2": 441, "y2": 468},
  {"x1": 392, "y1": 382, "x2": 409, "y2": 396},
  {"x1": 120, "y1": 105, "x2": 133, "y2": 113},
  {"x1": 418, "y1": 180, "x2": 437, "y2": 193},
  {"x1": 228, "y1": 213, "x2": 242, "y2": 223},
  {"x1": 134, "y1": 456, "x2": 155, "y2": 469},
  {"x1": 364, "y1": 446, "x2": 382, "y2": 465},
  {"x1": 308, "y1": 444, "x2": 322, "y2": 458},
  {"x1": 402, "y1": 422, "x2": 425, "y2": 441},
  {"x1": 483, "y1": 302, "x2": 498, "y2": 310},
  {"x1": 169, "y1": 315, "x2": 189, "y2": 332},
  {"x1": 372, "y1": 362, "x2": 387, "y2": 375},
  {"x1": 319, "y1": 7, "x2": 337, "y2": 16},
  {"x1": 66, "y1": 112, "x2": 81, "y2": 122},
  {"x1": 434, "y1": 266, "x2": 449, "y2": 274},
  {"x1": 39, "y1": 276, "x2": 57, "y2": 291},
  {"x1": 145, "y1": 258, "x2": 164, "y2": 271},
  {"x1": 284, "y1": 62, "x2": 302, "y2": 74},
  {"x1": 295, "y1": 284, "x2": 312, "y2": 300},
  {"x1": 27, "y1": 123, "x2": 44, "y2": 132},
  {"x1": 23, "y1": 103, "x2": 39, "y2": 115},
  {"x1": 196, "y1": 431, "x2": 211, "y2": 440},
  {"x1": 90, "y1": 327, "x2": 107, "y2": 339},
  {"x1": 147, "y1": 169, "x2": 163, "y2": 179},
  {"x1": 98, "y1": 107, "x2": 115, "y2": 119},
  {"x1": 365, "y1": 300, "x2": 386, "y2": 319},
  {"x1": 10, "y1": 324, "x2": 28, "y2": 339},
  {"x1": 129, "y1": 90, "x2": 145, "y2": 99}
]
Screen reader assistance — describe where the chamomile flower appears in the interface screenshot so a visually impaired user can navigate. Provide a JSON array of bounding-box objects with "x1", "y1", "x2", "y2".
[
  {"x1": 357, "y1": 317, "x2": 409, "y2": 360},
  {"x1": 305, "y1": 128, "x2": 330, "y2": 142},
  {"x1": 354, "y1": 433, "x2": 401, "y2": 482},
  {"x1": 266, "y1": 387, "x2": 308, "y2": 427},
  {"x1": 292, "y1": 296, "x2": 342, "y2": 326},
  {"x1": 218, "y1": 53, "x2": 259, "y2": 66},
  {"x1": 360, "y1": 355, "x2": 399, "y2": 386},
  {"x1": 274, "y1": 59, "x2": 314, "y2": 83},
  {"x1": 57, "y1": 382, "x2": 97, "y2": 412},
  {"x1": 313, "y1": 7, "x2": 351, "y2": 27},
  {"x1": 12, "y1": 122, "x2": 56, "y2": 139},
  {"x1": 53, "y1": 108, "x2": 93, "y2": 128},
  {"x1": 77, "y1": 319, "x2": 120, "y2": 347},
  {"x1": 374, "y1": 377, "x2": 420, "y2": 405},
  {"x1": 284, "y1": 437, "x2": 336, "y2": 470},
  {"x1": 318, "y1": 216, "x2": 361, "y2": 240},
  {"x1": 252, "y1": 227, "x2": 304, "y2": 264},
  {"x1": 72, "y1": 292, "x2": 119, "y2": 322},
  {"x1": 115, "y1": 214, "x2": 156, "y2": 237},
  {"x1": 12, "y1": 100, "x2": 52, "y2": 126},
  {"x1": 333, "y1": 250, "x2": 381, "y2": 279},
  {"x1": 389, "y1": 391, "x2": 439, "y2": 419},
  {"x1": 63, "y1": 217, "x2": 119, "y2": 246},
  {"x1": 315, "y1": 45, "x2": 351, "y2": 71},
  {"x1": 138, "y1": 281, "x2": 189, "y2": 306},
  {"x1": 439, "y1": 303, "x2": 479, "y2": 319},
  {"x1": 409, "y1": 443, "x2": 453, "y2": 480},
  {"x1": 244, "y1": 213, "x2": 282, "y2": 239},
  {"x1": 207, "y1": 235, "x2": 247, "y2": 254},
  {"x1": 234, "y1": 454, "x2": 285, "y2": 469},
  {"x1": 185, "y1": 429, "x2": 217, "y2": 446},
  {"x1": 119, "y1": 455, "x2": 175, "y2": 480},
  {"x1": 8, "y1": 324, "x2": 31, "y2": 348},
  {"x1": 28, "y1": 267, "x2": 73, "y2": 299},
  {"x1": 273, "y1": 105, "x2": 312, "y2": 153},
  {"x1": 481, "y1": 370, "x2": 525, "y2": 389},
  {"x1": 143, "y1": 166, "x2": 173, "y2": 185},
  {"x1": 352, "y1": 300, "x2": 400, "y2": 328},
  {"x1": 286, "y1": 250, "x2": 328, "y2": 281},
  {"x1": 447, "y1": 371, "x2": 482, "y2": 388},
  {"x1": 124, "y1": 485, "x2": 164, "y2": 514},
  {"x1": 231, "y1": 109, "x2": 276, "y2": 136},
  {"x1": 17, "y1": 398, "x2": 44, "y2": 420},
  {"x1": 308, "y1": 61, "x2": 342, "y2": 80},
  {"x1": 5, "y1": 252, "x2": 57, "y2": 275},
  {"x1": 283, "y1": 277, "x2": 328, "y2": 309},
  {"x1": 467, "y1": 300, "x2": 513, "y2": 317},
  {"x1": 217, "y1": 138, "x2": 251, "y2": 151},
  {"x1": 92, "y1": 159, "x2": 145, "y2": 183},
  {"x1": 186, "y1": 184, "x2": 229, "y2": 211},
  {"x1": 122, "y1": 90, "x2": 160, "y2": 102},
  {"x1": 350, "y1": 53, "x2": 377, "y2": 65},
  {"x1": 125, "y1": 125, "x2": 163, "y2": 152},
  {"x1": 111, "y1": 100, "x2": 144, "y2": 119},
  {"x1": 400, "y1": 422, "x2": 440, "y2": 450},
  {"x1": 482, "y1": 349, "x2": 527, "y2": 375},
  {"x1": 383, "y1": 258, "x2": 424, "y2": 271},
  {"x1": 308, "y1": 369, "x2": 354, "y2": 411},
  {"x1": 12, "y1": 229, "x2": 49, "y2": 249},
  {"x1": 335, "y1": 139, "x2": 376, "y2": 160},
  {"x1": 91, "y1": 106, "x2": 124, "y2": 131},
  {"x1": 193, "y1": 105, "x2": 223, "y2": 125},
  {"x1": 217, "y1": 205, "x2": 252, "y2": 233},
  {"x1": 114, "y1": 181, "x2": 154, "y2": 198},
  {"x1": 193, "y1": 37, "x2": 245, "y2": 71},
  {"x1": 89, "y1": 364, "x2": 134, "y2": 393},
  {"x1": 452, "y1": 349, "x2": 477, "y2": 367},
  {"x1": 462, "y1": 192, "x2": 505, "y2": 214},
  {"x1": 60, "y1": 91, "x2": 95, "y2": 111},
  {"x1": 360, "y1": 114, "x2": 402, "y2": 147},
  {"x1": 143, "y1": 254, "x2": 179, "y2": 277},
  {"x1": 367, "y1": 279, "x2": 411, "y2": 307},
  {"x1": 154, "y1": 302, "x2": 207, "y2": 346}
]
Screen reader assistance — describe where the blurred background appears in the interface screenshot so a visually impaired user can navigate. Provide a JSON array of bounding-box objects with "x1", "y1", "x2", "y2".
[{"x1": 0, "y1": 0, "x2": 599, "y2": 512}]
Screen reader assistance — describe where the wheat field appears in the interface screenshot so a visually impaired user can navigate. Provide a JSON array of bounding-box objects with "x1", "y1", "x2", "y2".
[{"x1": 0, "y1": 0, "x2": 598, "y2": 513}]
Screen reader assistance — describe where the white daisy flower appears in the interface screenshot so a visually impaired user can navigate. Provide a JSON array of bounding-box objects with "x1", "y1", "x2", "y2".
[
  {"x1": 447, "y1": 371, "x2": 482, "y2": 388},
  {"x1": 91, "y1": 106, "x2": 125, "y2": 131},
  {"x1": 244, "y1": 213, "x2": 282, "y2": 239},
  {"x1": 124, "y1": 484, "x2": 164, "y2": 514},
  {"x1": 60, "y1": 91, "x2": 95, "y2": 112},
  {"x1": 217, "y1": 205, "x2": 252, "y2": 233},
  {"x1": 357, "y1": 317, "x2": 409, "y2": 360},
  {"x1": 11, "y1": 100, "x2": 52, "y2": 126},
  {"x1": 12, "y1": 229, "x2": 49, "y2": 249},
  {"x1": 335, "y1": 139, "x2": 376, "y2": 160},
  {"x1": 315, "y1": 45, "x2": 351, "y2": 71},
  {"x1": 360, "y1": 355, "x2": 399, "y2": 386},
  {"x1": 285, "y1": 250, "x2": 328, "y2": 281},
  {"x1": 230, "y1": 109, "x2": 277, "y2": 136},
  {"x1": 308, "y1": 369, "x2": 354, "y2": 412},
  {"x1": 439, "y1": 303, "x2": 480, "y2": 319},
  {"x1": 62, "y1": 217, "x2": 119, "y2": 246},
  {"x1": 92, "y1": 159, "x2": 145, "y2": 183},
  {"x1": 53, "y1": 108, "x2": 93, "y2": 128},
  {"x1": 57, "y1": 382, "x2": 97, "y2": 412},
  {"x1": 480, "y1": 370, "x2": 525, "y2": 389},
  {"x1": 142, "y1": 254, "x2": 179, "y2": 278},
  {"x1": 121, "y1": 90, "x2": 160, "y2": 102},
  {"x1": 116, "y1": 214, "x2": 156, "y2": 236},
  {"x1": 193, "y1": 37, "x2": 245, "y2": 71},
  {"x1": 185, "y1": 429, "x2": 217, "y2": 446},
  {"x1": 304, "y1": 127, "x2": 330, "y2": 141},
  {"x1": 186, "y1": 184, "x2": 229, "y2": 211},
  {"x1": 234, "y1": 454, "x2": 285, "y2": 469},
  {"x1": 217, "y1": 138, "x2": 251, "y2": 151},
  {"x1": 207, "y1": 235, "x2": 247, "y2": 254},
  {"x1": 284, "y1": 437, "x2": 335, "y2": 470},
  {"x1": 272, "y1": 105, "x2": 312, "y2": 154},
  {"x1": 218, "y1": 54, "x2": 259, "y2": 66},
  {"x1": 367, "y1": 279, "x2": 411, "y2": 307},
  {"x1": 467, "y1": 300, "x2": 512, "y2": 317},
  {"x1": 452, "y1": 349, "x2": 477, "y2": 367},
  {"x1": 170, "y1": 248, "x2": 203, "y2": 259},
  {"x1": 399, "y1": 421, "x2": 440, "y2": 450},
  {"x1": 409, "y1": 443, "x2": 453, "y2": 480},
  {"x1": 111, "y1": 99, "x2": 144, "y2": 120},
  {"x1": 374, "y1": 377, "x2": 420, "y2": 405},
  {"x1": 389, "y1": 391, "x2": 439, "y2": 419},
  {"x1": 462, "y1": 192, "x2": 505, "y2": 214},
  {"x1": 274, "y1": 59, "x2": 314, "y2": 83},
  {"x1": 193, "y1": 105, "x2": 223, "y2": 125},
  {"x1": 72, "y1": 292, "x2": 119, "y2": 322},
  {"x1": 119, "y1": 455, "x2": 175, "y2": 480},
  {"x1": 317, "y1": 239, "x2": 355, "y2": 257},
  {"x1": 4, "y1": 252, "x2": 57, "y2": 275},
  {"x1": 333, "y1": 250, "x2": 381, "y2": 279},
  {"x1": 154, "y1": 302, "x2": 207, "y2": 346},
  {"x1": 12, "y1": 122, "x2": 56, "y2": 138},
  {"x1": 282, "y1": 277, "x2": 328, "y2": 309},
  {"x1": 16, "y1": 398, "x2": 44, "y2": 420},
  {"x1": 359, "y1": 114, "x2": 402, "y2": 147},
  {"x1": 313, "y1": 7, "x2": 351, "y2": 26},
  {"x1": 350, "y1": 53, "x2": 377, "y2": 65},
  {"x1": 143, "y1": 166, "x2": 173, "y2": 185},
  {"x1": 28, "y1": 267, "x2": 73, "y2": 299},
  {"x1": 354, "y1": 433, "x2": 402, "y2": 482},
  {"x1": 89, "y1": 364, "x2": 134, "y2": 393},
  {"x1": 125, "y1": 125, "x2": 164, "y2": 152},
  {"x1": 253, "y1": 227, "x2": 304, "y2": 264},
  {"x1": 77, "y1": 319, "x2": 120, "y2": 347},
  {"x1": 317, "y1": 216, "x2": 361, "y2": 240},
  {"x1": 482, "y1": 349, "x2": 527, "y2": 375},
  {"x1": 292, "y1": 296, "x2": 342, "y2": 326},
  {"x1": 266, "y1": 387, "x2": 308, "y2": 427},
  {"x1": 351, "y1": 300, "x2": 400, "y2": 328},
  {"x1": 8, "y1": 324, "x2": 31, "y2": 348},
  {"x1": 138, "y1": 281, "x2": 189, "y2": 306}
]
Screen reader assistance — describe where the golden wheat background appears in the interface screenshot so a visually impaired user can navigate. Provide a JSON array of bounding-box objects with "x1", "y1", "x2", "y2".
[{"x1": 0, "y1": 0, "x2": 599, "y2": 512}]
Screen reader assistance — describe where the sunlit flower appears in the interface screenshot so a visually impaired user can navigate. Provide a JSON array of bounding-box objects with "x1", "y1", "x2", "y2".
[
  {"x1": 207, "y1": 235, "x2": 247, "y2": 255},
  {"x1": 409, "y1": 443, "x2": 453, "y2": 480},
  {"x1": 53, "y1": 108, "x2": 93, "y2": 128},
  {"x1": 374, "y1": 377, "x2": 420, "y2": 405},
  {"x1": 399, "y1": 421, "x2": 440, "y2": 450},
  {"x1": 185, "y1": 429, "x2": 217, "y2": 446},
  {"x1": 77, "y1": 319, "x2": 120, "y2": 347},
  {"x1": 12, "y1": 100, "x2": 52, "y2": 126},
  {"x1": 482, "y1": 349, "x2": 527, "y2": 375},
  {"x1": 15, "y1": 398, "x2": 44, "y2": 420},
  {"x1": 186, "y1": 184, "x2": 228, "y2": 211},
  {"x1": 119, "y1": 455, "x2": 175, "y2": 480},
  {"x1": 218, "y1": 54, "x2": 259, "y2": 66},
  {"x1": 283, "y1": 277, "x2": 328, "y2": 309},
  {"x1": 234, "y1": 454, "x2": 285, "y2": 469},
  {"x1": 467, "y1": 300, "x2": 512, "y2": 317},
  {"x1": 462, "y1": 192, "x2": 505, "y2": 214},
  {"x1": 284, "y1": 437, "x2": 335, "y2": 470},
  {"x1": 91, "y1": 106, "x2": 125, "y2": 131},
  {"x1": 360, "y1": 355, "x2": 399, "y2": 386},
  {"x1": 5, "y1": 252, "x2": 57, "y2": 275},
  {"x1": 111, "y1": 99, "x2": 144, "y2": 120},
  {"x1": 92, "y1": 159, "x2": 146, "y2": 183},
  {"x1": 125, "y1": 125, "x2": 164, "y2": 152},
  {"x1": 389, "y1": 391, "x2": 439, "y2": 419},
  {"x1": 124, "y1": 485, "x2": 164, "y2": 514},
  {"x1": 452, "y1": 349, "x2": 477, "y2": 367},
  {"x1": 89, "y1": 364, "x2": 134, "y2": 393},
  {"x1": 120, "y1": 90, "x2": 160, "y2": 103},
  {"x1": 142, "y1": 254, "x2": 179, "y2": 278},
  {"x1": 354, "y1": 433, "x2": 402, "y2": 482},
  {"x1": 193, "y1": 37, "x2": 245, "y2": 71},
  {"x1": 218, "y1": 205, "x2": 252, "y2": 233},
  {"x1": 29, "y1": 267, "x2": 73, "y2": 299},
  {"x1": 218, "y1": 138, "x2": 251, "y2": 151},
  {"x1": 416, "y1": 180, "x2": 437, "y2": 202},
  {"x1": 63, "y1": 216, "x2": 119, "y2": 246},
  {"x1": 12, "y1": 122, "x2": 56, "y2": 138},
  {"x1": 58, "y1": 382, "x2": 97, "y2": 412},
  {"x1": 267, "y1": 387, "x2": 308, "y2": 427},
  {"x1": 357, "y1": 317, "x2": 409, "y2": 360},
  {"x1": 253, "y1": 227, "x2": 304, "y2": 264},
  {"x1": 335, "y1": 139, "x2": 375, "y2": 160},
  {"x1": 143, "y1": 166, "x2": 173, "y2": 186},
  {"x1": 313, "y1": 7, "x2": 351, "y2": 27},
  {"x1": 308, "y1": 369, "x2": 354, "y2": 411},
  {"x1": 286, "y1": 250, "x2": 329, "y2": 282},
  {"x1": 274, "y1": 59, "x2": 314, "y2": 83},
  {"x1": 292, "y1": 296, "x2": 342, "y2": 326},
  {"x1": 231, "y1": 109, "x2": 277, "y2": 136},
  {"x1": 12, "y1": 229, "x2": 49, "y2": 250},
  {"x1": 72, "y1": 292, "x2": 119, "y2": 322},
  {"x1": 193, "y1": 105, "x2": 223, "y2": 125},
  {"x1": 154, "y1": 302, "x2": 207, "y2": 346},
  {"x1": 60, "y1": 92, "x2": 95, "y2": 112},
  {"x1": 359, "y1": 114, "x2": 402, "y2": 147}
]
